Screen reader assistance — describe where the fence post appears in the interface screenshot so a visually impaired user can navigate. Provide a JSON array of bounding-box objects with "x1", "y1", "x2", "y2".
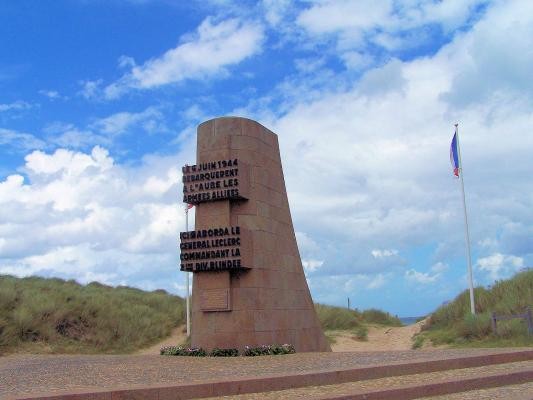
[
  {"x1": 526, "y1": 307, "x2": 533, "y2": 336},
  {"x1": 491, "y1": 312, "x2": 497, "y2": 335}
]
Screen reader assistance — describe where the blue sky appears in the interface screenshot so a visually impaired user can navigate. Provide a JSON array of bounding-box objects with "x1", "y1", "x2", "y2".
[{"x1": 1, "y1": 0, "x2": 532, "y2": 317}]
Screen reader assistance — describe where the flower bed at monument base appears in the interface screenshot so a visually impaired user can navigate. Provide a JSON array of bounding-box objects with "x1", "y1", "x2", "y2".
[{"x1": 160, "y1": 344, "x2": 295, "y2": 357}]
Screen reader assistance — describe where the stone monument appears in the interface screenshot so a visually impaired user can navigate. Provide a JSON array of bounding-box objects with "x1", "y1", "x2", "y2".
[{"x1": 180, "y1": 117, "x2": 330, "y2": 352}]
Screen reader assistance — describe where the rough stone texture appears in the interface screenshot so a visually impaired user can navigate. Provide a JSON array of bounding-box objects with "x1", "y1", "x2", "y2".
[
  {"x1": 2, "y1": 349, "x2": 532, "y2": 400},
  {"x1": 190, "y1": 117, "x2": 330, "y2": 352}
]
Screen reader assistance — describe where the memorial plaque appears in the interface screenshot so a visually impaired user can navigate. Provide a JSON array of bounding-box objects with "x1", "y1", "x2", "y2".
[
  {"x1": 182, "y1": 159, "x2": 250, "y2": 204},
  {"x1": 182, "y1": 117, "x2": 330, "y2": 352},
  {"x1": 179, "y1": 226, "x2": 251, "y2": 272},
  {"x1": 201, "y1": 288, "x2": 230, "y2": 312}
]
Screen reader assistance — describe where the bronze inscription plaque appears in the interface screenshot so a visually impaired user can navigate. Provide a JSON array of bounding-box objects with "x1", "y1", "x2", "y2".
[
  {"x1": 179, "y1": 226, "x2": 251, "y2": 272},
  {"x1": 182, "y1": 159, "x2": 249, "y2": 204}
]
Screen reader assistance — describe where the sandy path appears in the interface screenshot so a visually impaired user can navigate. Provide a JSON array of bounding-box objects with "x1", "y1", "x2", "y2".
[
  {"x1": 330, "y1": 319, "x2": 428, "y2": 352},
  {"x1": 136, "y1": 325, "x2": 187, "y2": 355},
  {"x1": 136, "y1": 320, "x2": 428, "y2": 354}
]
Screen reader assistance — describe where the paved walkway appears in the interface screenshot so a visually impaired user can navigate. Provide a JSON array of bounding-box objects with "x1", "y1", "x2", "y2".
[
  {"x1": 204, "y1": 361, "x2": 533, "y2": 399},
  {"x1": 0, "y1": 348, "x2": 530, "y2": 399}
]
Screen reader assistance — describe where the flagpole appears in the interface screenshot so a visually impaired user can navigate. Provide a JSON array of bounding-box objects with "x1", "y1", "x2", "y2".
[
  {"x1": 455, "y1": 123, "x2": 476, "y2": 315},
  {"x1": 185, "y1": 205, "x2": 191, "y2": 337}
]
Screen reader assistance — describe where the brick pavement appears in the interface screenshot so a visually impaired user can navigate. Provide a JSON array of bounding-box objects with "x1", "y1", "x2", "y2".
[
  {"x1": 1, "y1": 348, "x2": 531, "y2": 399},
  {"x1": 424, "y1": 381, "x2": 533, "y2": 400},
  {"x1": 205, "y1": 360, "x2": 533, "y2": 399}
]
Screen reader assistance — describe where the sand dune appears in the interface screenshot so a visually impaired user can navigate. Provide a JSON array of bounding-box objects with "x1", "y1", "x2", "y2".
[{"x1": 330, "y1": 319, "x2": 429, "y2": 352}]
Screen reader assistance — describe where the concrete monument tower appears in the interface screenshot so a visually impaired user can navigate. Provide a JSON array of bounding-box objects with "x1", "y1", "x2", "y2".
[{"x1": 180, "y1": 117, "x2": 330, "y2": 352}]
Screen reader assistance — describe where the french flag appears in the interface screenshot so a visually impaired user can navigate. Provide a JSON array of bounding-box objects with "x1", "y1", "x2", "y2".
[{"x1": 450, "y1": 132, "x2": 460, "y2": 177}]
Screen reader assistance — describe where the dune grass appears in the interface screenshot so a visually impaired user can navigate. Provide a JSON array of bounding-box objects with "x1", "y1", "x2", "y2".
[
  {"x1": 0, "y1": 275, "x2": 185, "y2": 355},
  {"x1": 314, "y1": 303, "x2": 361, "y2": 330},
  {"x1": 1, "y1": 275, "x2": 405, "y2": 355},
  {"x1": 360, "y1": 308, "x2": 403, "y2": 327},
  {"x1": 422, "y1": 269, "x2": 533, "y2": 347},
  {"x1": 314, "y1": 303, "x2": 402, "y2": 330}
]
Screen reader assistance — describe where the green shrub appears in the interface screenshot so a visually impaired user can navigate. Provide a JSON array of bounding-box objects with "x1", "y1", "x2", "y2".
[
  {"x1": 411, "y1": 334, "x2": 425, "y2": 349},
  {"x1": 315, "y1": 303, "x2": 361, "y2": 330},
  {"x1": 243, "y1": 344, "x2": 295, "y2": 356},
  {"x1": 270, "y1": 344, "x2": 295, "y2": 355},
  {"x1": 361, "y1": 309, "x2": 403, "y2": 326},
  {"x1": 160, "y1": 346, "x2": 207, "y2": 356},
  {"x1": 457, "y1": 313, "x2": 492, "y2": 339},
  {"x1": 493, "y1": 319, "x2": 530, "y2": 339},
  {"x1": 210, "y1": 347, "x2": 239, "y2": 357},
  {"x1": 354, "y1": 326, "x2": 368, "y2": 341}
]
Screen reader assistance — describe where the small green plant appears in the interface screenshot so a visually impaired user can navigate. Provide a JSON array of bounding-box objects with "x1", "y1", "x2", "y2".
[
  {"x1": 210, "y1": 347, "x2": 239, "y2": 357},
  {"x1": 353, "y1": 326, "x2": 368, "y2": 341},
  {"x1": 160, "y1": 346, "x2": 207, "y2": 356},
  {"x1": 243, "y1": 344, "x2": 295, "y2": 356},
  {"x1": 243, "y1": 344, "x2": 272, "y2": 356},
  {"x1": 457, "y1": 313, "x2": 492, "y2": 339},
  {"x1": 411, "y1": 334, "x2": 425, "y2": 349},
  {"x1": 270, "y1": 344, "x2": 295, "y2": 355}
]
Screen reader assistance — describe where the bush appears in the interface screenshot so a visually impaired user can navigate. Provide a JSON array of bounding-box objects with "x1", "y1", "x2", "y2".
[
  {"x1": 210, "y1": 347, "x2": 239, "y2": 357},
  {"x1": 160, "y1": 346, "x2": 185, "y2": 356},
  {"x1": 315, "y1": 304, "x2": 361, "y2": 330},
  {"x1": 353, "y1": 326, "x2": 368, "y2": 341},
  {"x1": 270, "y1": 344, "x2": 295, "y2": 355},
  {"x1": 411, "y1": 334, "x2": 425, "y2": 349},
  {"x1": 457, "y1": 313, "x2": 492, "y2": 339},
  {"x1": 160, "y1": 346, "x2": 207, "y2": 356},
  {"x1": 361, "y1": 309, "x2": 403, "y2": 326},
  {"x1": 161, "y1": 344, "x2": 295, "y2": 357},
  {"x1": 494, "y1": 319, "x2": 529, "y2": 339},
  {"x1": 243, "y1": 344, "x2": 295, "y2": 356}
]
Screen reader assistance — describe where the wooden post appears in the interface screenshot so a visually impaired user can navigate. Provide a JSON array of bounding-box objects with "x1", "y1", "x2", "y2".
[{"x1": 491, "y1": 311, "x2": 497, "y2": 335}]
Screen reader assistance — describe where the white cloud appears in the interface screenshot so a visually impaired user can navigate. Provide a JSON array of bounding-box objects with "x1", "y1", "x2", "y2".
[
  {"x1": 302, "y1": 259, "x2": 324, "y2": 272},
  {"x1": 476, "y1": 253, "x2": 524, "y2": 281},
  {"x1": 78, "y1": 79, "x2": 103, "y2": 100},
  {"x1": 367, "y1": 273, "x2": 387, "y2": 289},
  {"x1": 104, "y1": 17, "x2": 264, "y2": 98},
  {"x1": 39, "y1": 90, "x2": 67, "y2": 100},
  {"x1": 371, "y1": 249, "x2": 398, "y2": 259},
  {"x1": 430, "y1": 262, "x2": 449, "y2": 274},
  {"x1": 0, "y1": 100, "x2": 32, "y2": 112},
  {"x1": 297, "y1": 0, "x2": 392, "y2": 37},
  {"x1": 341, "y1": 51, "x2": 374, "y2": 71},
  {"x1": 404, "y1": 262, "x2": 448, "y2": 285},
  {"x1": 91, "y1": 106, "x2": 166, "y2": 136},
  {"x1": 0, "y1": 128, "x2": 45, "y2": 151},
  {"x1": 0, "y1": 145, "x2": 192, "y2": 294},
  {"x1": 405, "y1": 269, "x2": 439, "y2": 284},
  {"x1": 244, "y1": 0, "x2": 533, "y2": 283},
  {"x1": 442, "y1": 0, "x2": 533, "y2": 107},
  {"x1": 261, "y1": 0, "x2": 293, "y2": 26},
  {"x1": 296, "y1": 0, "x2": 488, "y2": 67},
  {"x1": 44, "y1": 122, "x2": 110, "y2": 149}
]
